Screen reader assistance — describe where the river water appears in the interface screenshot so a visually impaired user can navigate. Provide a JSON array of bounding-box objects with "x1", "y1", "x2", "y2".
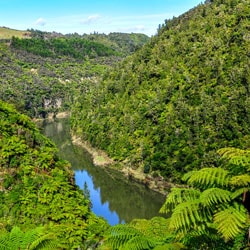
[{"x1": 41, "y1": 118, "x2": 166, "y2": 225}]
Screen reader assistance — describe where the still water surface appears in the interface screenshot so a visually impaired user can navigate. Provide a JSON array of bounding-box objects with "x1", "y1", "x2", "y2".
[{"x1": 41, "y1": 118, "x2": 166, "y2": 225}]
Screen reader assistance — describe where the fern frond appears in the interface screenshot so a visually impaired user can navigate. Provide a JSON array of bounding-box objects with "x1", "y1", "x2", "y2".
[
  {"x1": 169, "y1": 200, "x2": 203, "y2": 233},
  {"x1": 28, "y1": 232, "x2": 58, "y2": 250},
  {"x1": 121, "y1": 235, "x2": 159, "y2": 250},
  {"x1": 0, "y1": 232, "x2": 11, "y2": 250},
  {"x1": 231, "y1": 187, "x2": 248, "y2": 200},
  {"x1": 160, "y1": 188, "x2": 200, "y2": 214},
  {"x1": 213, "y1": 203, "x2": 248, "y2": 241},
  {"x1": 0, "y1": 226, "x2": 58, "y2": 250},
  {"x1": 200, "y1": 188, "x2": 232, "y2": 206},
  {"x1": 183, "y1": 168, "x2": 230, "y2": 188},
  {"x1": 153, "y1": 243, "x2": 185, "y2": 250},
  {"x1": 130, "y1": 217, "x2": 170, "y2": 240},
  {"x1": 230, "y1": 174, "x2": 250, "y2": 187},
  {"x1": 9, "y1": 226, "x2": 24, "y2": 250},
  {"x1": 218, "y1": 148, "x2": 250, "y2": 167},
  {"x1": 106, "y1": 225, "x2": 142, "y2": 249}
]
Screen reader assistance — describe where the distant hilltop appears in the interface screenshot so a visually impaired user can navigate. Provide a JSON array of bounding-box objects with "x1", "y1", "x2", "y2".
[{"x1": 0, "y1": 26, "x2": 31, "y2": 39}]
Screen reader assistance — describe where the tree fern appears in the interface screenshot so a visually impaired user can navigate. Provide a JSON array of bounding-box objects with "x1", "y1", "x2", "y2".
[
  {"x1": 104, "y1": 218, "x2": 184, "y2": 250},
  {"x1": 0, "y1": 226, "x2": 58, "y2": 250},
  {"x1": 153, "y1": 243, "x2": 185, "y2": 250},
  {"x1": 130, "y1": 217, "x2": 171, "y2": 242},
  {"x1": 182, "y1": 167, "x2": 230, "y2": 188},
  {"x1": 199, "y1": 188, "x2": 232, "y2": 206},
  {"x1": 230, "y1": 174, "x2": 250, "y2": 187},
  {"x1": 231, "y1": 187, "x2": 248, "y2": 200},
  {"x1": 106, "y1": 225, "x2": 142, "y2": 249},
  {"x1": 120, "y1": 235, "x2": 159, "y2": 250},
  {"x1": 218, "y1": 148, "x2": 250, "y2": 167},
  {"x1": 214, "y1": 203, "x2": 248, "y2": 241},
  {"x1": 169, "y1": 200, "x2": 205, "y2": 233},
  {"x1": 160, "y1": 188, "x2": 201, "y2": 214}
]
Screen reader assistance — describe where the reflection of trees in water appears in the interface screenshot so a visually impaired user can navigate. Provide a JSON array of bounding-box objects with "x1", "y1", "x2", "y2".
[
  {"x1": 92, "y1": 168, "x2": 166, "y2": 223},
  {"x1": 42, "y1": 118, "x2": 166, "y2": 223}
]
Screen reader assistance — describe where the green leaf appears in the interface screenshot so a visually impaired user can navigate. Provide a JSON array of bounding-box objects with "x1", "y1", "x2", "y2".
[
  {"x1": 200, "y1": 188, "x2": 232, "y2": 206},
  {"x1": 183, "y1": 168, "x2": 230, "y2": 188},
  {"x1": 160, "y1": 188, "x2": 200, "y2": 213},
  {"x1": 213, "y1": 203, "x2": 248, "y2": 241}
]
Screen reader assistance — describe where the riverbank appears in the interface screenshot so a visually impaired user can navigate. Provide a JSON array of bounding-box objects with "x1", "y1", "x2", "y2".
[
  {"x1": 71, "y1": 135, "x2": 114, "y2": 166},
  {"x1": 33, "y1": 111, "x2": 70, "y2": 122},
  {"x1": 36, "y1": 114, "x2": 172, "y2": 195},
  {"x1": 71, "y1": 135, "x2": 172, "y2": 195}
]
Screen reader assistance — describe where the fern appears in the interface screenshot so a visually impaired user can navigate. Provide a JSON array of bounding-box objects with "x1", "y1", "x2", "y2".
[
  {"x1": 106, "y1": 225, "x2": 142, "y2": 249},
  {"x1": 160, "y1": 188, "x2": 200, "y2": 213},
  {"x1": 0, "y1": 226, "x2": 58, "y2": 250},
  {"x1": 153, "y1": 243, "x2": 185, "y2": 250},
  {"x1": 104, "y1": 218, "x2": 183, "y2": 250},
  {"x1": 161, "y1": 147, "x2": 250, "y2": 248},
  {"x1": 230, "y1": 174, "x2": 250, "y2": 187},
  {"x1": 231, "y1": 187, "x2": 248, "y2": 200},
  {"x1": 218, "y1": 148, "x2": 250, "y2": 167},
  {"x1": 183, "y1": 167, "x2": 230, "y2": 188},
  {"x1": 200, "y1": 188, "x2": 232, "y2": 206},
  {"x1": 120, "y1": 235, "x2": 159, "y2": 250},
  {"x1": 213, "y1": 203, "x2": 248, "y2": 241},
  {"x1": 169, "y1": 200, "x2": 205, "y2": 233},
  {"x1": 129, "y1": 217, "x2": 170, "y2": 240}
]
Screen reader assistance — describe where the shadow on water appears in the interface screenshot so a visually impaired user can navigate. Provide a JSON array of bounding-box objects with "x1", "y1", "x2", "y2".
[{"x1": 41, "y1": 118, "x2": 166, "y2": 225}]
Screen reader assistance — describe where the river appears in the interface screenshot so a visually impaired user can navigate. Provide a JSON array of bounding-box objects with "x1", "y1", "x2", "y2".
[{"x1": 41, "y1": 118, "x2": 166, "y2": 225}]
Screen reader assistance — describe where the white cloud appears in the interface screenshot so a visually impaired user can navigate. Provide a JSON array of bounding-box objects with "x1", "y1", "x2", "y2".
[
  {"x1": 134, "y1": 25, "x2": 145, "y2": 32},
  {"x1": 80, "y1": 14, "x2": 101, "y2": 25},
  {"x1": 35, "y1": 17, "x2": 46, "y2": 26}
]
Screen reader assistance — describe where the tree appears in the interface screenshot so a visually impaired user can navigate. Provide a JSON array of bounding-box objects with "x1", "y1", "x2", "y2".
[{"x1": 160, "y1": 147, "x2": 250, "y2": 249}]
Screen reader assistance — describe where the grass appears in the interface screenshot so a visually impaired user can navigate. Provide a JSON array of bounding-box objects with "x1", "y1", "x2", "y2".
[{"x1": 0, "y1": 26, "x2": 30, "y2": 39}]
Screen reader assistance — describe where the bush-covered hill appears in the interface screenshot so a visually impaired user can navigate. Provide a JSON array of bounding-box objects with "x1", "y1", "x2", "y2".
[
  {"x1": 0, "y1": 26, "x2": 30, "y2": 39},
  {"x1": 71, "y1": 0, "x2": 250, "y2": 181},
  {"x1": 0, "y1": 29, "x2": 149, "y2": 118},
  {"x1": 10, "y1": 30, "x2": 149, "y2": 59},
  {"x1": 0, "y1": 101, "x2": 109, "y2": 248}
]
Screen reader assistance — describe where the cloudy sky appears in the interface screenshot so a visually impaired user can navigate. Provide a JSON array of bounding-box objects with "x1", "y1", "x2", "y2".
[{"x1": 0, "y1": 0, "x2": 202, "y2": 36}]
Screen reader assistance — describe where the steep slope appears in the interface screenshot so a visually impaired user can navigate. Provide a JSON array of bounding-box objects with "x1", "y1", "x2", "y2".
[
  {"x1": 0, "y1": 30, "x2": 149, "y2": 118},
  {"x1": 71, "y1": 0, "x2": 250, "y2": 181},
  {"x1": 0, "y1": 101, "x2": 109, "y2": 248}
]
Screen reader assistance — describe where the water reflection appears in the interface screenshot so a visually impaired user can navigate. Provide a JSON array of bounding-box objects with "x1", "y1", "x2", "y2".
[{"x1": 41, "y1": 118, "x2": 166, "y2": 225}]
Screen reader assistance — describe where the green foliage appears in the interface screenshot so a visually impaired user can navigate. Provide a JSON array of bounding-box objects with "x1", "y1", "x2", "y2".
[
  {"x1": 218, "y1": 148, "x2": 250, "y2": 168},
  {"x1": 71, "y1": 0, "x2": 250, "y2": 181},
  {"x1": 0, "y1": 226, "x2": 58, "y2": 250},
  {"x1": 102, "y1": 217, "x2": 185, "y2": 250},
  {"x1": 182, "y1": 168, "x2": 230, "y2": 188},
  {"x1": 160, "y1": 147, "x2": 250, "y2": 249},
  {"x1": 10, "y1": 32, "x2": 149, "y2": 59},
  {"x1": 0, "y1": 101, "x2": 110, "y2": 248},
  {"x1": 11, "y1": 36, "x2": 120, "y2": 59},
  {"x1": 0, "y1": 31, "x2": 148, "y2": 118},
  {"x1": 213, "y1": 203, "x2": 247, "y2": 241}
]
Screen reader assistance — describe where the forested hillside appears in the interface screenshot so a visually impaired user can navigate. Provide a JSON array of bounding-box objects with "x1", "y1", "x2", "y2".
[
  {"x1": 71, "y1": 0, "x2": 250, "y2": 181},
  {"x1": 1, "y1": 0, "x2": 250, "y2": 248},
  {"x1": 0, "y1": 30, "x2": 149, "y2": 118},
  {"x1": 0, "y1": 101, "x2": 110, "y2": 248},
  {"x1": 10, "y1": 30, "x2": 149, "y2": 59}
]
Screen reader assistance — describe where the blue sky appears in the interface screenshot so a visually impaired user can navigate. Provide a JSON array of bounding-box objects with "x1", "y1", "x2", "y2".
[{"x1": 0, "y1": 0, "x2": 203, "y2": 36}]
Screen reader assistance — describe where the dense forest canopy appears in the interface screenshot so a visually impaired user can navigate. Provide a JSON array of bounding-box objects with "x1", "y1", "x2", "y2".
[
  {"x1": 71, "y1": 0, "x2": 250, "y2": 181},
  {"x1": 0, "y1": 31, "x2": 149, "y2": 118},
  {"x1": 0, "y1": 0, "x2": 250, "y2": 248},
  {"x1": 0, "y1": 101, "x2": 109, "y2": 248}
]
